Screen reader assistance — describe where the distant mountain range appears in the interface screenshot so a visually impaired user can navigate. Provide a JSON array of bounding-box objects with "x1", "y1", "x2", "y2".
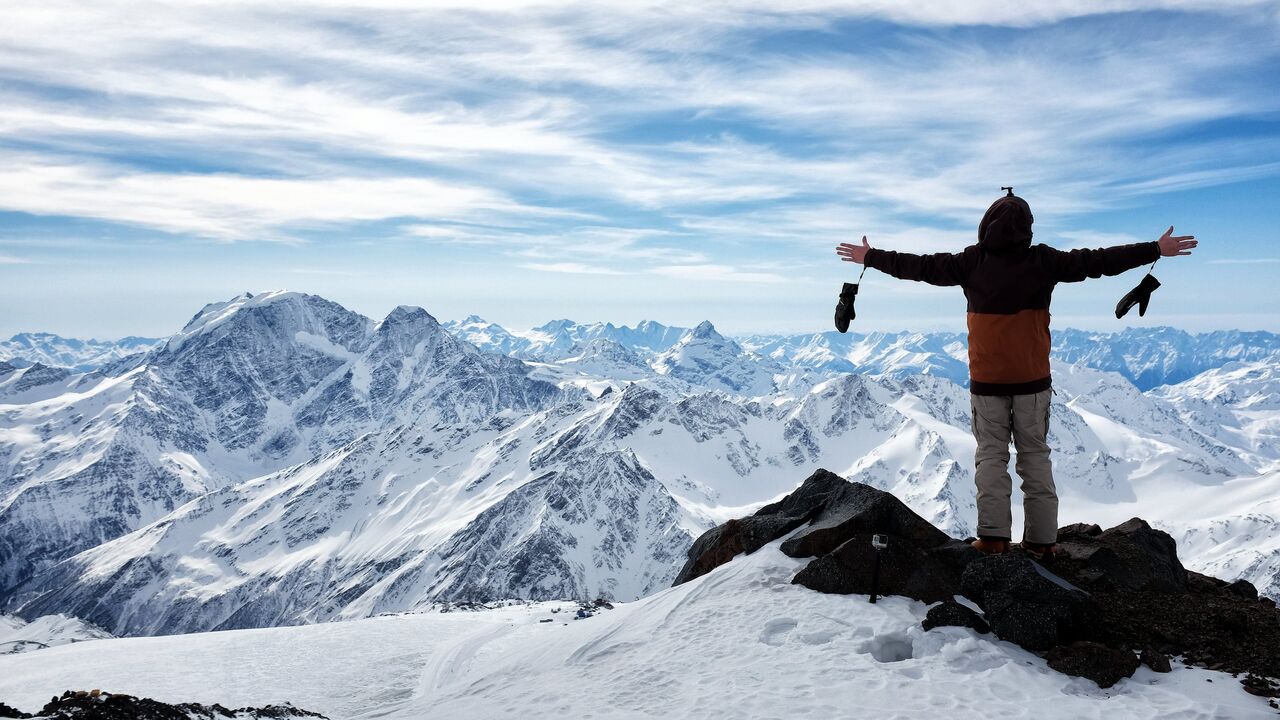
[
  {"x1": 1, "y1": 292, "x2": 1277, "y2": 637},
  {"x1": 8, "y1": 323, "x2": 1279, "y2": 393},
  {"x1": 0, "y1": 333, "x2": 161, "y2": 372}
]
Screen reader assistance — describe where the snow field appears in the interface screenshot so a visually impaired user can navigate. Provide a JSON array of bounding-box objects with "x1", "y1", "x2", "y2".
[{"x1": 1, "y1": 539, "x2": 1271, "y2": 720}]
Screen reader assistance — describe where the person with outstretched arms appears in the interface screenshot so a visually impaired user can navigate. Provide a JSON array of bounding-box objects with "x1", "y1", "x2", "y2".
[{"x1": 835, "y1": 190, "x2": 1196, "y2": 559}]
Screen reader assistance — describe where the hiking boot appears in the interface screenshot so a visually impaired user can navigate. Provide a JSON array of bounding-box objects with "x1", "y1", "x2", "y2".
[
  {"x1": 1021, "y1": 542, "x2": 1057, "y2": 563},
  {"x1": 834, "y1": 282, "x2": 859, "y2": 333},
  {"x1": 971, "y1": 537, "x2": 1011, "y2": 555}
]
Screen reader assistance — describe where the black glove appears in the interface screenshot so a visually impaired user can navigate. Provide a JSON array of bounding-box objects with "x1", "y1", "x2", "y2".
[
  {"x1": 834, "y1": 282, "x2": 859, "y2": 333},
  {"x1": 1115, "y1": 273, "x2": 1161, "y2": 319}
]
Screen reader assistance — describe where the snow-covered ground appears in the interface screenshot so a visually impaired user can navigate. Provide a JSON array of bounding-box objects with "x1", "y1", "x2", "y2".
[{"x1": 0, "y1": 538, "x2": 1271, "y2": 720}]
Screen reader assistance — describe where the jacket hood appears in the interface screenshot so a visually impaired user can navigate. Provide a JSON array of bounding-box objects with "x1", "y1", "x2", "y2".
[{"x1": 978, "y1": 194, "x2": 1034, "y2": 253}]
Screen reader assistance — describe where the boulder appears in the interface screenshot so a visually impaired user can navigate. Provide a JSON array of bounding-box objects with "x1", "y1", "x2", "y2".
[
  {"x1": 1046, "y1": 641, "x2": 1140, "y2": 688},
  {"x1": 960, "y1": 554, "x2": 1100, "y2": 651},
  {"x1": 792, "y1": 535, "x2": 975, "y2": 602},
  {"x1": 1226, "y1": 579, "x2": 1259, "y2": 601},
  {"x1": 674, "y1": 467, "x2": 967, "y2": 590},
  {"x1": 1140, "y1": 647, "x2": 1172, "y2": 673},
  {"x1": 1055, "y1": 518, "x2": 1186, "y2": 593},
  {"x1": 922, "y1": 601, "x2": 991, "y2": 634},
  {"x1": 778, "y1": 481, "x2": 951, "y2": 558},
  {"x1": 672, "y1": 468, "x2": 847, "y2": 584},
  {"x1": 0, "y1": 701, "x2": 31, "y2": 719}
]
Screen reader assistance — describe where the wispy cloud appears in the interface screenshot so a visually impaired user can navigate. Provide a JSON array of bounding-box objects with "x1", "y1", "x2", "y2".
[
  {"x1": 0, "y1": 254, "x2": 33, "y2": 265},
  {"x1": 1, "y1": 0, "x2": 1277, "y2": 335},
  {"x1": 651, "y1": 264, "x2": 788, "y2": 283},
  {"x1": 1207, "y1": 258, "x2": 1280, "y2": 265},
  {"x1": 285, "y1": 267, "x2": 365, "y2": 276},
  {"x1": 524, "y1": 262, "x2": 624, "y2": 275}
]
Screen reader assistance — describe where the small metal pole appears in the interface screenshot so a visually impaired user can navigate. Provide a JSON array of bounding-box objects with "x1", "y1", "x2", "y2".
[{"x1": 869, "y1": 534, "x2": 888, "y2": 604}]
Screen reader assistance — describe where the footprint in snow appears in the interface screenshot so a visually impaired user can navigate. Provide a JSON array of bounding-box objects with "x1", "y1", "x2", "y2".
[{"x1": 758, "y1": 617, "x2": 798, "y2": 646}]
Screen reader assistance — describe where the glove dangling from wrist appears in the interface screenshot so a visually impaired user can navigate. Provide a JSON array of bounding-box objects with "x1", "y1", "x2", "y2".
[
  {"x1": 834, "y1": 282, "x2": 859, "y2": 333},
  {"x1": 1115, "y1": 273, "x2": 1161, "y2": 319}
]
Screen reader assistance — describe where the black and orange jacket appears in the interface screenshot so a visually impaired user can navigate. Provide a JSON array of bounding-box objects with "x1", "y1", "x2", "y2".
[{"x1": 864, "y1": 195, "x2": 1160, "y2": 396}]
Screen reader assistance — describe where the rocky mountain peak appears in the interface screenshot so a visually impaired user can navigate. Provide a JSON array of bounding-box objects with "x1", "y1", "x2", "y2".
[
  {"x1": 377, "y1": 305, "x2": 439, "y2": 334},
  {"x1": 689, "y1": 320, "x2": 720, "y2": 341},
  {"x1": 163, "y1": 290, "x2": 373, "y2": 357}
]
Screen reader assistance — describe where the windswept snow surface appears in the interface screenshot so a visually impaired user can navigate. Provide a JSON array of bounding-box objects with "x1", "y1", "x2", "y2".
[{"x1": 0, "y1": 539, "x2": 1271, "y2": 720}]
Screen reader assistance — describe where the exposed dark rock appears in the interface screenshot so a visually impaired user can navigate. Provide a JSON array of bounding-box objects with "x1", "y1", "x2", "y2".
[
  {"x1": 1058, "y1": 522, "x2": 1101, "y2": 537},
  {"x1": 1046, "y1": 642, "x2": 1140, "y2": 688},
  {"x1": 1243, "y1": 673, "x2": 1280, "y2": 698},
  {"x1": 1227, "y1": 578, "x2": 1259, "y2": 601},
  {"x1": 673, "y1": 468, "x2": 847, "y2": 584},
  {"x1": 778, "y1": 481, "x2": 951, "y2": 558},
  {"x1": 1055, "y1": 518, "x2": 1186, "y2": 593},
  {"x1": 680, "y1": 468, "x2": 1280, "y2": 696},
  {"x1": 0, "y1": 690, "x2": 327, "y2": 719},
  {"x1": 1140, "y1": 648, "x2": 1172, "y2": 673},
  {"x1": 793, "y1": 532, "x2": 962, "y2": 599},
  {"x1": 922, "y1": 601, "x2": 990, "y2": 634},
  {"x1": 960, "y1": 554, "x2": 1100, "y2": 651},
  {"x1": 0, "y1": 700, "x2": 30, "y2": 718}
]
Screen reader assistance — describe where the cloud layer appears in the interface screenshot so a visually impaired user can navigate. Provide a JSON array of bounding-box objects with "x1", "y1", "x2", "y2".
[{"x1": 1, "y1": 0, "x2": 1277, "y2": 317}]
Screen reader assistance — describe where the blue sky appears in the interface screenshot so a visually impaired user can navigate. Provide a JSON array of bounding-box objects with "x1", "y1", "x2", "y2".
[{"x1": 1, "y1": 1, "x2": 1278, "y2": 338}]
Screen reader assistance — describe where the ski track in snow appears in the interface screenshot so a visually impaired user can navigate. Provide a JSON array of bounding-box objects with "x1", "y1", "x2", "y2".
[{"x1": 0, "y1": 539, "x2": 1271, "y2": 720}]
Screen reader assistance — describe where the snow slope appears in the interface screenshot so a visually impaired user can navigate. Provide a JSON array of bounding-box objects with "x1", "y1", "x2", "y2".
[
  {"x1": 0, "y1": 612, "x2": 111, "y2": 655},
  {"x1": 0, "y1": 538, "x2": 1271, "y2": 720}
]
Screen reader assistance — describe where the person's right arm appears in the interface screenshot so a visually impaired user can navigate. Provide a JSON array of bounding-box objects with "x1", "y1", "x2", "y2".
[
  {"x1": 1044, "y1": 226, "x2": 1196, "y2": 283},
  {"x1": 836, "y1": 237, "x2": 969, "y2": 287}
]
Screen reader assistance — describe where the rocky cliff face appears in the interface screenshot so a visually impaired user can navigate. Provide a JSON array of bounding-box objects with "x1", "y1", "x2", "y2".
[{"x1": 676, "y1": 468, "x2": 1280, "y2": 694}]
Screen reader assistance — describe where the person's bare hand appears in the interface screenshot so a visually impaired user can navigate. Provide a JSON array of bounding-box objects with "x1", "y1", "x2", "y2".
[
  {"x1": 836, "y1": 236, "x2": 871, "y2": 264},
  {"x1": 1157, "y1": 226, "x2": 1197, "y2": 257}
]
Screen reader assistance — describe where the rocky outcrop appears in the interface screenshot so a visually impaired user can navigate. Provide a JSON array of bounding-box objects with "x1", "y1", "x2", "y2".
[
  {"x1": 960, "y1": 554, "x2": 1099, "y2": 651},
  {"x1": 1046, "y1": 642, "x2": 1140, "y2": 689},
  {"x1": 676, "y1": 467, "x2": 1280, "y2": 694},
  {"x1": 0, "y1": 689, "x2": 326, "y2": 719},
  {"x1": 674, "y1": 468, "x2": 971, "y2": 600},
  {"x1": 792, "y1": 537, "x2": 977, "y2": 603},
  {"x1": 921, "y1": 601, "x2": 990, "y2": 634},
  {"x1": 673, "y1": 469, "x2": 847, "y2": 584}
]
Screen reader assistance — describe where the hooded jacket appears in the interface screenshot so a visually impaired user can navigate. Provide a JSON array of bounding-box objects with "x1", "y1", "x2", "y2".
[{"x1": 863, "y1": 194, "x2": 1159, "y2": 395}]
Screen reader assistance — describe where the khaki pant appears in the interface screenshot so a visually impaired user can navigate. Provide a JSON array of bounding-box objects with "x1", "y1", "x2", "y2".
[{"x1": 970, "y1": 388, "x2": 1058, "y2": 545}]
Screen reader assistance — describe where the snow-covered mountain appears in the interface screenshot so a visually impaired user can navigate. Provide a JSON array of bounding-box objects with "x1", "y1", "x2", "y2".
[
  {"x1": 737, "y1": 327, "x2": 1280, "y2": 392},
  {"x1": 0, "y1": 291, "x2": 560, "y2": 601},
  {"x1": 0, "y1": 332, "x2": 161, "y2": 371},
  {"x1": 3, "y1": 292, "x2": 1278, "y2": 639},
  {"x1": 653, "y1": 321, "x2": 780, "y2": 396},
  {"x1": 0, "y1": 612, "x2": 111, "y2": 655},
  {"x1": 443, "y1": 316, "x2": 686, "y2": 362}
]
